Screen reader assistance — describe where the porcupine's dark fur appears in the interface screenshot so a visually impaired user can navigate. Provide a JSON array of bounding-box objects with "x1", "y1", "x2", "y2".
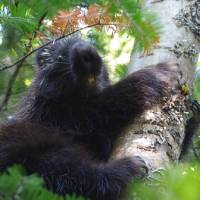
[{"x1": 0, "y1": 37, "x2": 178, "y2": 200}]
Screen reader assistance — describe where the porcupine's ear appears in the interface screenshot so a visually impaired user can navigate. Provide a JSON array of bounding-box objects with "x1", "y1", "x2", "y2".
[
  {"x1": 34, "y1": 43, "x2": 61, "y2": 99},
  {"x1": 35, "y1": 37, "x2": 79, "y2": 70}
]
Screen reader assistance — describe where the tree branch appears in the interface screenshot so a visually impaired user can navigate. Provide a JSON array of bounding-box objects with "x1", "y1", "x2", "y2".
[
  {"x1": 0, "y1": 13, "x2": 47, "y2": 111},
  {"x1": 0, "y1": 62, "x2": 23, "y2": 112}
]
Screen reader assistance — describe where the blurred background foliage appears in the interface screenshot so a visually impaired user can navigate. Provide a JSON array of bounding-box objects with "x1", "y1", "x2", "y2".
[
  {"x1": 1, "y1": 164, "x2": 200, "y2": 200},
  {"x1": 0, "y1": 165, "x2": 87, "y2": 200},
  {"x1": 0, "y1": 0, "x2": 200, "y2": 199},
  {"x1": 130, "y1": 164, "x2": 200, "y2": 200},
  {"x1": 192, "y1": 62, "x2": 200, "y2": 161}
]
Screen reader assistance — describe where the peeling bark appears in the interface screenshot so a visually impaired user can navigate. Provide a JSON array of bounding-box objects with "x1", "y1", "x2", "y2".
[{"x1": 112, "y1": 0, "x2": 200, "y2": 171}]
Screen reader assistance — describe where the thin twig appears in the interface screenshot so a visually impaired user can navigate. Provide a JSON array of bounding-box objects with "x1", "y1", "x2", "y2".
[
  {"x1": 151, "y1": 0, "x2": 164, "y2": 3},
  {"x1": 0, "y1": 22, "x2": 117, "y2": 72},
  {"x1": 0, "y1": 62, "x2": 23, "y2": 112},
  {"x1": 0, "y1": 13, "x2": 47, "y2": 111}
]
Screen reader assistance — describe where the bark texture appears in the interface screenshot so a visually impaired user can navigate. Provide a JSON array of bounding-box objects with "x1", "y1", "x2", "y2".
[{"x1": 112, "y1": 0, "x2": 200, "y2": 172}]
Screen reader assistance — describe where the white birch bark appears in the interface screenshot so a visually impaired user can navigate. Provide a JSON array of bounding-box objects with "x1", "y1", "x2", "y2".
[{"x1": 112, "y1": 0, "x2": 200, "y2": 172}]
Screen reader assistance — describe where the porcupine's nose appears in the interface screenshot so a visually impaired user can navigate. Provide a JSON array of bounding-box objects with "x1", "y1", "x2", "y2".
[{"x1": 70, "y1": 41, "x2": 102, "y2": 84}]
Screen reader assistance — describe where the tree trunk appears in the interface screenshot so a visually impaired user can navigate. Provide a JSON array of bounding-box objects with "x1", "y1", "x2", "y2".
[{"x1": 112, "y1": 0, "x2": 200, "y2": 172}]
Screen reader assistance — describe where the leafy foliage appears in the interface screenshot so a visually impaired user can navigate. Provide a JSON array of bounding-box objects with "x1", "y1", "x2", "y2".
[
  {"x1": 128, "y1": 164, "x2": 200, "y2": 200},
  {"x1": 0, "y1": 0, "x2": 160, "y2": 53},
  {"x1": 2, "y1": 164, "x2": 200, "y2": 200},
  {"x1": 114, "y1": 64, "x2": 128, "y2": 80},
  {"x1": 47, "y1": 1, "x2": 160, "y2": 52},
  {"x1": 192, "y1": 62, "x2": 200, "y2": 160},
  {"x1": 194, "y1": 77, "x2": 200, "y2": 101},
  {"x1": 0, "y1": 165, "x2": 87, "y2": 200}
]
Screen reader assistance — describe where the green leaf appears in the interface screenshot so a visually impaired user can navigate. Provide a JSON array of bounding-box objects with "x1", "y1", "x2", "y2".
[
  {"x1": 0, "y1": 165, "x2": 88, "y2": 200},
  {"x1": 114, "y1": 64, "x2": 128, "y2": 80},
  {"x1": 129, "y1": 164, "x2": 200, "y2": 200}
]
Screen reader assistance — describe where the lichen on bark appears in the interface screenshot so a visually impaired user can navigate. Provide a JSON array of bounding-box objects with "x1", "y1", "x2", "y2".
[{"x1": 112, "y1": 93, "x2": 189, "y2": 171}]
